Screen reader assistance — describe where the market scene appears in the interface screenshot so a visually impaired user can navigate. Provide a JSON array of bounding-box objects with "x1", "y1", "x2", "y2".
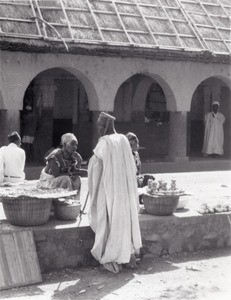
[{"x1": 0, "y1": 0, "x2": 231, "y2": 299}]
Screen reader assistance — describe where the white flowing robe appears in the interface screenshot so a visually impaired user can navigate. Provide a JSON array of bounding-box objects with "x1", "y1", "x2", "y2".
[
  {"x1": 202, "y1": 112, "x2": 225, "y2": 155},
  {"x1": 88, "y1": 133, "x2": 142, "y2": 265}
]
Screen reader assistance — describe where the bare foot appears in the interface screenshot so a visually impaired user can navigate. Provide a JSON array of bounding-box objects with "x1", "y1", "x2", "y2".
[
  {"x1": 124, "y1": 255, "x2": 138, "y2": 269},
  {"x1": 102, "y1": 262, "x2": 120, "y2": 274}
]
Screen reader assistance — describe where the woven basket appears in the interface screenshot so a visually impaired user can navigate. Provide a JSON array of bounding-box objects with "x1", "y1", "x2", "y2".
[
  {"x1": 53, "y1": 203, "x2": 81, "y2": 221},
  {"x1": 2, "y1": 196, "x2": 52, "y2": 226},
  {"x1": 142, "y1": 193, "x2": 180, "y2": 216}
]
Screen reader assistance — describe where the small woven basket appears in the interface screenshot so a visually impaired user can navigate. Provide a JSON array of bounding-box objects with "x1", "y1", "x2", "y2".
[
  {"x1": 2, "y1": 196, "x2": 52, "y2": 226},
  {"x1": 53, "y1": 203, "x2": 81, "y2": 221},
  {"x1": 142, "y1": 193, "x2": 180, "y2": 216}
]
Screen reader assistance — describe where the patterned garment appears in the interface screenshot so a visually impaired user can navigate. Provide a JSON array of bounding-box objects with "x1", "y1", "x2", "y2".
[
  {"x1": 45, "y1": 148, "x2": 81, "y2": 175},
  {"x1": 38, "y1": 148, "x2": 82, "y2": 191}
]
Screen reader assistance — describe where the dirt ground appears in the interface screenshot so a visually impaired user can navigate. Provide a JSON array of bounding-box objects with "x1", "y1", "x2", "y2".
[{"x1": 0, "y1": 247, "x2": 231, "y2": 300}]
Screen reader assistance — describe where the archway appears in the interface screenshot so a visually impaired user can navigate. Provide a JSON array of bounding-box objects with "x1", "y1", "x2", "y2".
[
  {"x1": 113, "y1": 74, "x2": 173, "y2": 161},
  {"x1": 21, "y1": 68, "x2": 92, "y2": 163},
  {"x1": 188, "y1": 77, "x2": 231, "y2": 157}
]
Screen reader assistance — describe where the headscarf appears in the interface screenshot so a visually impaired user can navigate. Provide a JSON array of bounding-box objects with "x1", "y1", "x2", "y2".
[
  {"x1": 212, "y1": 101, "x2": 220, "y2": 106},
  {"x1": 126, "y1": 132, "x2": 138, "y2": 142},
  {"x1": 61, "y1": 133, "x2": 78, "y2": 146}
]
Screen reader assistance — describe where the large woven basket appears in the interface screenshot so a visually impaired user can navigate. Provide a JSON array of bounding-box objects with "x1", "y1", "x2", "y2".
[
  {"x1": 53, "y1": 202, "x2": 81, "y2": 221},
  {"x1": 142, "y1": 193, "x2": 180, "y2": 216},
  {"x1": 2, "y1": 196, "x2": 52, "y2": 226}
]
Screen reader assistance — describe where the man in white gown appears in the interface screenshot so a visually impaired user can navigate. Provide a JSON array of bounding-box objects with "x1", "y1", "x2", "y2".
[
  {"x1": 88, "y1": 112, "x2": 142, "y2": 273},
  {"x1": 0, "y1": 131, "x2": 26, "y2": 183},
  {"x1": 202, "y1": 101, "x2": 225, "y2": 157}
]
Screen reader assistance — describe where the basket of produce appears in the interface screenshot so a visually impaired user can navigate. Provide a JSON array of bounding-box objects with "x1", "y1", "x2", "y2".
[
  {"x1": 142, "y1": 178, "x2": 184, "y2": 216},
  {"x1": 0, "y1": 185, "x2": 79, "y2": 226},
  {"x1": 53, "y1": 198, "x2": 81, "y2": 221},
  {"x1": 1, "y1": 196, "x2": 52, "y2": 226},
  {"x1": 142, "y1": 193, "x2": 179, "y2": 216}
]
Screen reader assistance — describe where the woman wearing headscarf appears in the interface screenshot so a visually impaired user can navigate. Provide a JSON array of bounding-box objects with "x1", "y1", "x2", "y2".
[
  {"x1": 88, "y1": 112, "x2": 142, "y2": 274},
  {"x1": 37, "y1": 133, "x2": 87, "y2": 190}
]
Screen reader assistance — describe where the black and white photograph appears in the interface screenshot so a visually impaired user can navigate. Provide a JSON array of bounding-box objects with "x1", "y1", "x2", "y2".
[{"x1": 0, "y1": 0, "x2": 230, "y2": 299}]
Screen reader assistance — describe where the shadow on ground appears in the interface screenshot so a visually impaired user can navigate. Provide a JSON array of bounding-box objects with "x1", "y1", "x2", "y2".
[{"x1": 1, "y1": 248, "x2": 230, "y2": 300}]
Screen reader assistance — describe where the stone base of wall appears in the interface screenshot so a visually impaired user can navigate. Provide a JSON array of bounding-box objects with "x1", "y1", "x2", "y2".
[
  {"x1": 29, "y1": 212, "x2": 231, "y2": 273},
  {"x1": 32, "y1": 217, "x2": 95, "y2": 273},
  {"x1": 140, "y1": 213, "x2": 231, "y2": 258}
]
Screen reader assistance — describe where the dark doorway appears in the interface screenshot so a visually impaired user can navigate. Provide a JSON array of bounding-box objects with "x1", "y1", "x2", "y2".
[
  {"x1": 52, "y1": 119, "x2": 72, "y2": 148},
  {"x1": 190, "y1": 120, "x2": 204, "y2": 155}
]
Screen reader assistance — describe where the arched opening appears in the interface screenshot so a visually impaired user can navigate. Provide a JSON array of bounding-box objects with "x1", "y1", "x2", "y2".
[
  {"x1": 21, "y1": 68, "x2": 92, "y2": 163},
  {"x1": 188, "y1": 77, "x2": 231, "y2": 158},
  {"x1": 113, "y1": 74, "x2": 170, "y2": 162}
]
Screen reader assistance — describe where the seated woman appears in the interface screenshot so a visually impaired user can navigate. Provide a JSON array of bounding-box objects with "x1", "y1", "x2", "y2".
[
  {"x1": 37, "y1": 133, "x2": 87, "y2": 191},
  {"x1": 125, "y1": 132, "x2": 155, "y2": 189}
]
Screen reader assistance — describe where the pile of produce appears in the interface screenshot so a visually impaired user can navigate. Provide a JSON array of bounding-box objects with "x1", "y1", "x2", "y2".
[
  {"x1": 145, "y1": 179, "x2": 185, "y2": 196},
  {"x1": 53, "y1": 197, "x2": 80, "y2": 206},
  {"x1": 0, "y1": 187, "x2": 77, "y2": 200},
  {"x1": 197, "y1": 202, "x2": 231, "y2": 214}
]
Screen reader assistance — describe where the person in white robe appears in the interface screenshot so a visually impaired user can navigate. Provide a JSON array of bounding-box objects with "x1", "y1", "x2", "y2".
[
  {"x1": 202, "y1": 101, "x2": 225, "y2": 157},
  {"x1": 0, "y1": 131, "x2": 26, "y2": 183},
  {"x1": 88, "y1": 112, "x2": 142, "y2": 274}
]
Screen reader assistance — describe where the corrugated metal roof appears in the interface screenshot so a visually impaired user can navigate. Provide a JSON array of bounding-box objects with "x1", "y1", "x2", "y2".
[{"x1": 0, "y1": 0, "x2": 230, "y2": 54}]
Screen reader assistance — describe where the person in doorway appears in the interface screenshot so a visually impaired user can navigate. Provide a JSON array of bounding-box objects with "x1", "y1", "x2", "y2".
[
  {"x1": 22, "y1": 105, "x2": 37, "y2": 162},
  {"x1": 37, "y1": 133, "x2": 87, "y2": 191},
  {"x1": 88, "y1": 112, "x2": 142, "y2": 274},
  {"x1": 0, "y1": 153, "x2": 3, "y2": 183},
  {"x1": 202, "y1": 101, "x2": 225, "y2": 157},
  {"x1": 0, "y1": 131, "x2": 26, "y2": 183}
]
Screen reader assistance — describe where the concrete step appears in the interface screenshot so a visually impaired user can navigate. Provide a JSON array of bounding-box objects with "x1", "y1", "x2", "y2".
[
  {"x1": 1, "y1": 172, "x2": 231, "y2": 273},
  {"x1": 1, "y1": 210, "x2": 230, "y2": 273}
]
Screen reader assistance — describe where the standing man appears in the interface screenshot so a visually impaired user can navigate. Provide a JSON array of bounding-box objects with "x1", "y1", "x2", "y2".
[
  {"x1": 0, "y1": 131, "x2": 26, "y2": 183},
  {"x1": 88, "y1": 112, "x2": 142, "y2": 274},
  {"x1": 202, "y1": 101, "x2": 225, "y2": 157},
  {"x1": 0, "y1": 152, "x2": 3, "y2": 183},
  {"x1": 22, "y1": 105, "x2": 37, "y2": 162}
]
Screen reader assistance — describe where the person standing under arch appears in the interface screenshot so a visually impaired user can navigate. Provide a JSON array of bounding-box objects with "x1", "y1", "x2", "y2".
[
  {"x1": 202, "y1": 101, "x2": 225, "y2": 157},
  {"x1": 22, "y1": 105, "x2": 37, "y2": 162}
]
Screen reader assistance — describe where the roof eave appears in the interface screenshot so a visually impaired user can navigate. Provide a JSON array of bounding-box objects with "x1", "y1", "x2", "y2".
[{"x1": 0, "y1": 37, "x2": 230, "y2": 65}]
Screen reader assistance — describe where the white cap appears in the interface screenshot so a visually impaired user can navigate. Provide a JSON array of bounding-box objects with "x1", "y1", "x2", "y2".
[
  {"x1": 212, "y1": 101, "x2": 220, "y2": 106},
  {"x1": 25, "y1": 105, "x2": 32, "y2": 111}
]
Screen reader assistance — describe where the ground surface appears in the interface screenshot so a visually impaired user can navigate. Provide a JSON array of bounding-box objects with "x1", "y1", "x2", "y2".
[
  {"x1": 1, "y1": 170, "x2": 231, "y2": 219},
  {"x1": 0, "y1": 248, "x2": 230, "y2": 300}
]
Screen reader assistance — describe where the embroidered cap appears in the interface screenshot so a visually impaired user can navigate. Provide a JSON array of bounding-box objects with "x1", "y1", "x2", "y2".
[
  {"x1": 7, "y1": 131, "x2": 21, "y2": 143},
  {"x1": 212, "y1": 101, "x2": 220, "y2": 106},
  {"x1": 99, "y1": 112, "x2": 116, "y2": 122}
]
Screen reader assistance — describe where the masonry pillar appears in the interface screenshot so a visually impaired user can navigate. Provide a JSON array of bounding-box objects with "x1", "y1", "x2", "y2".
[
  {"x1": 0, "y1": 109, "x2": 21, "y2": 147},
  {"x1": 92, "y1": 111, "x2": 100, "y2": 149},
  {"x1": 166, "y1": 111, "x2": 189, "y2": 161}
]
